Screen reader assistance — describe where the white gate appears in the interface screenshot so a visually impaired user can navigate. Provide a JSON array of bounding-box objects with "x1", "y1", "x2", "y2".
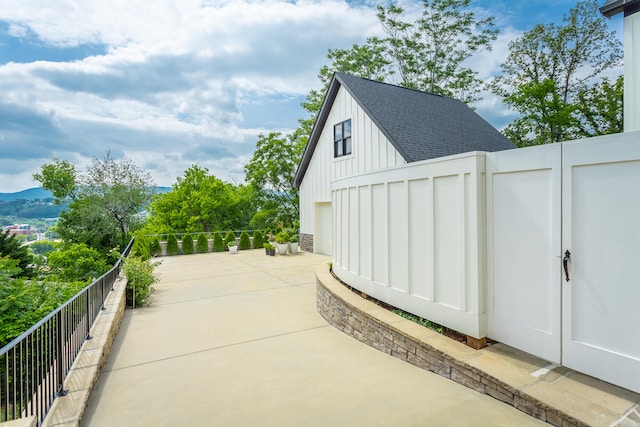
[
  {"x1": 314, "y1": 202, "x2": 333, "y2": 255},
  {"x1": 487, "y1": 131, "x2": 640, "y2": 393},
  {"x1": 562, "y1": 133, "x2": 640, "y2": 393},
  {"x1": 486, "y1": 144, "x2": 562, "y2": 363}
]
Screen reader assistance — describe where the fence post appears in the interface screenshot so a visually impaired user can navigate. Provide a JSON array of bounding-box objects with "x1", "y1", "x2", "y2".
[{"x1": 56, "y1": 311, "x2": 67, "y2": 397}]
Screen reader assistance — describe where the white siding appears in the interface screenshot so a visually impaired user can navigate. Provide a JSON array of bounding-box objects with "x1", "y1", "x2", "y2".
[
  {"x1": 331, "y1": 152, "x2": 486, "y2": 338},
  {"x1": 299, "y1": 86, "x2": 406, "y2": 235}
]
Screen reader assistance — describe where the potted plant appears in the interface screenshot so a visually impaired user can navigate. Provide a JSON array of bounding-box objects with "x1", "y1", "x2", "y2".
[
  {"x1": 275, "y1": 231, "x2": 289, "y2": 255},
  {"x1": 289, "y1": 234, "x2": 299, "y2": 255},
  {"x1": 228, "y1": 240, "x2": 238, "y2": 254},
  {"x1": 263, "y1": 242, "x2": 275, "y2": 256}
]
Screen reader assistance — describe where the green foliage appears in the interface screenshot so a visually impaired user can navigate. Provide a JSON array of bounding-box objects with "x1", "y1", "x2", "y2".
[
  {"x1": 33, "y1": 153, "x2": 154, "y2": 253},
  {"x1": 225, "y1": 231, "x2": 236, "y2": 250},
  {"x1": 490, "y1": 0, "x2": 622, "y2": 145},
  {"x1": 29, "y1": 240, "x2": 55, "y2": 256},
  {"x1": 147, "y1": 165, "x2": 256, "y2": 233},
  {"x1": 182, "y1": 233, "x2": 194, "y2": 254},
  {"x1": 130, "y1": 233, "x2": 150, "y2": 260},
  {"x1": 252, "y1": 230, "x2": 263, "y2": 250},
  {"x1": 574, "y1": 75, "x2": 624, "y2": 138},
  {"x1": 122, "y1": 256, "x2": 159, "y2": 308},
  {"x1": 0, "y1": 229, "x2": 34, "y2": 277},
  {"x1": 212, "y1": 231, "x2": 224, "y2": 252},
  {"x1": 46, "y1": 243, "x2": 110, "y2": 283},
  {"x1": 393, "y1": 309, "x2": 443, "y2": 334},
  {"x1": 275, "y1": 231, "x2": 289, "y2": 244},
  {"x1": 290, "y1": 234, "x2": 298, "y2": 243},
  {"x1": 196, "y1": 233, "x2": 209, "y2": 253},
  {"x1": 166, "y1": 234, "x2": 180, "y2": 256},
  {"x1": 244, "y1": 132, "x2": 303, "y2": 229},
  {"x1": 150, "y1": 237, "x2": 162, "y2": 257},
  {"x1": 239, "y1": 231, "x2": 251, "y2": 250}
]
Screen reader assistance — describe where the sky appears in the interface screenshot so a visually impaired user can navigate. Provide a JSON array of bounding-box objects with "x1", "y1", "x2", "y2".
[{"x1": 0, "y1": 0, "x2": 623, "y2": 193}]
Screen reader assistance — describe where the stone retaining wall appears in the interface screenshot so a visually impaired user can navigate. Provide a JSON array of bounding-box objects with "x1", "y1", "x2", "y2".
[
  {"x1": 315, "y1": 267, "x2": 585, "y2": 427},
  {"x1": 299, "y1": 233, "x2": 313, "y2": 253}
]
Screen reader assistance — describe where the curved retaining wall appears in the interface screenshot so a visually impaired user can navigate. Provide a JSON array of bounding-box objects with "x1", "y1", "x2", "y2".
[{"x1": 315, "y1": 266, "x2": 585, "y2": 427}]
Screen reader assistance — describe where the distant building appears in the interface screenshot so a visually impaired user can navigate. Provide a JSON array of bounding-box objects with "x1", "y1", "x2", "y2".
[{"x1": 2, "y1": 224, "x2": 34, "y2": 236}]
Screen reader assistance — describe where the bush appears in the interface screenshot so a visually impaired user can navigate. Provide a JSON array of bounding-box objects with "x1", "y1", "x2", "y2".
[
  {"x1": 150, "y1": 237, "x2": 162, "y2": 256},
  {"x1": 239, "y1": 231, "x2": 251, "y2": 250},
  {"x1": 182, "y1": 233, "x2": 194, "y2": 254},
  {"x1": 131, "y1": 233, "x2": 150, "y2": 260},
  {"x1": 275, "y1": 231, "x2": 289, "y2": 244},
  {"x1": 225, "y1": 231, "x2": 236, "y2": 250},
  {"x1": 213, "y1": 232, "x2": 224, "y2": 252},
  {"x1": 123, "y1": 256, "x2": 159, "y2": 308},
  {"x1": 29, "y1": 241, "x2": 55, "y2": 256},
  {"x1": 196, "y1": 233, "x2": 209, "y2": 253},
  {"x1": 166, "y1": 234, "x2": 180, "y2": 256},
  {"x1": 252, "y1": 230, "x2": 264, "y2": 249}
]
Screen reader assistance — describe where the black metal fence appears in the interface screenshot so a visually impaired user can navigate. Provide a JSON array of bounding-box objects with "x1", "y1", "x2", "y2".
[{"x1": 0, "y1": 238, "x2": 134, "y2": 425}]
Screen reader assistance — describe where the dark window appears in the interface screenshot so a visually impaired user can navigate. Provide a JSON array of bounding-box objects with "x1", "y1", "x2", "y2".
[{"x1": 334, "y1": 119, "x2": 352, "y2": 158}]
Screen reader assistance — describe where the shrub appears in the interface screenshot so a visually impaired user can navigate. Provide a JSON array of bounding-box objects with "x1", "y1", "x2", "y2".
[
  {"x1": 213, "y1": 232, "x2": 224, "y2": 252},
  {"x1": 131, "y1": 233, "x2": 150, "y2": 260},
  {"x1": 275, "y1": 231, "x2": 289, "y2": 244},
  {"x1": 123, "y1": 256, "x2": 159, "y2": 308},
  {"x1": 150, "y1": 237, "x2": 162, "y2": 257},
  {"x1": 252, "y1": 230, "x2": 264, "y2": 249},
  {"x1": 182, "y1": 233, "x2": 194, "y2": 254},
  {"x1": 166, "y1": 234, "x2": 180, "y2": 256},
  {"x1": 239, "y1": 231, "x2": 251, "y2": 250},
  {"x1": 225, "y1": 231, "x2": 236, "y2": 250},
  {"x1": 290, "y1": 234, "x2": 298, "y2": 243},
  {"x1": 196, "y1": 233, "x2": 209, "y2": 253}
]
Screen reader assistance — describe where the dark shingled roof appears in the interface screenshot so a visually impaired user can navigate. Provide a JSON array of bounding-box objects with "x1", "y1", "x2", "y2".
[
  {"x1": 600, "y1": 0, "x2": 640, "y2": 17},
  {"x1": 293, "y1": 72, "x2": 515, "y2": 188}
]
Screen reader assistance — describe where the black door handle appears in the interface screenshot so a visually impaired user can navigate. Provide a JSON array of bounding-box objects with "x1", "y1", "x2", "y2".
[{"x1": 563, "y1": 250, "x2": 571, "y2": 282}]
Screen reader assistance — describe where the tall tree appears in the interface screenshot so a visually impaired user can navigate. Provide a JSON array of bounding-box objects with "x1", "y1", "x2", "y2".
[
  {"x1": 490, "y1": 0, "x2": 622, "y2": 145},
  {"x1": 574, "y1": 75, "x2": 623, "y2": 138},
  {"x1": 244, "y1": 132, "x2": 305, "y2": 229},
  {"x1": 34, "y1": 153, "x2": 154, "y2": 252},
  {"x1": 147, "y1": 165, "x2": 248, "y2": 233},
  {"x1": 0, "y1": 229, "x2": 34, "y2": 277}
]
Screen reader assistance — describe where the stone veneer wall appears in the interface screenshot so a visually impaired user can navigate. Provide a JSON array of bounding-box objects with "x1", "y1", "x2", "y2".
[
  {"x1": 299, "y1": 233, "x2": 313, "y2": 253},
  {"x1": 315, "y1": 267, "x2": 585, "y2": 427}
]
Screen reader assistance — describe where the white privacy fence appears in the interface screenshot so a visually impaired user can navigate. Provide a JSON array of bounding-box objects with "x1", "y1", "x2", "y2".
[{"x1": 330, "y1": 132, "x2": 640, "y2": 393}]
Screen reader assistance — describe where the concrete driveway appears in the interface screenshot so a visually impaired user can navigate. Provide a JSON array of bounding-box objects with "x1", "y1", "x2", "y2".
[{"x1": 81, "y1": 250, "x2": 544, "y2": 426}]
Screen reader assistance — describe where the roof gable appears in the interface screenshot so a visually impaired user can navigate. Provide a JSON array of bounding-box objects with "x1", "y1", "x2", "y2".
[{"x1": 293, "y1": 72, "x2": 515, "y2": 188}]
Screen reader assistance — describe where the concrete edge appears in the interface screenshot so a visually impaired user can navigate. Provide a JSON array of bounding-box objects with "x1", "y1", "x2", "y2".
[
  {"x1": 315, "y1": 266, "x2": 587, "y2": 427},
  {"x1": 40, "y1": 278, "x2": 128, "y2": 427}
]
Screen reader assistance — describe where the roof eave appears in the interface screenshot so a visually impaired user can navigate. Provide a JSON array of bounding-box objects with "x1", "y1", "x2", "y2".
[{"x1": 600, "y1": 0, "x2": 640, "y2": 17}]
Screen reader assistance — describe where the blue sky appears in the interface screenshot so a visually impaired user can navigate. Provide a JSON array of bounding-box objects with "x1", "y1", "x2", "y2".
[{"x1": 0, "y1": 0, "x2": 623, "y2": 192}]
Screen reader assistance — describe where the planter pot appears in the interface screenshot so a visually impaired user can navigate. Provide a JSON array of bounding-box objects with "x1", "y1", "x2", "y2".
[
  {"x1": 268, "y1": 249, "x2": 275, "y2": 256},
  {"x1": 229, "y1": 245, "x2": 238, "y2": 254},
  {"x1": 276, "y1": 243, "x2": 289, "y2": 255},
  {"x1": 289, "y1": 243, "x2": 298, "y2": 254}
]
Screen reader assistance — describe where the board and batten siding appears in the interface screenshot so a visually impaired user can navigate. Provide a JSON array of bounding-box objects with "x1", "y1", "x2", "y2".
[
  {"x1": 299, "y1": 86, "x2": 406, "y2": 237},
  {"x1": 330, "y1": 152, "x2": 487, "y2": 338}
]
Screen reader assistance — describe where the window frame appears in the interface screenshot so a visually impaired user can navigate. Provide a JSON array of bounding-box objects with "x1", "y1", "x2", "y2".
[{"x1": 333, "y1": 119, "x2": 352, "y2": 158}]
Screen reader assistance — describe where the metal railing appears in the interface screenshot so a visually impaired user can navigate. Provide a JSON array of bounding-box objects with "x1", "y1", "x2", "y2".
[{"x1": 0, "y1": 238, "x2": 134, "y2": 425}]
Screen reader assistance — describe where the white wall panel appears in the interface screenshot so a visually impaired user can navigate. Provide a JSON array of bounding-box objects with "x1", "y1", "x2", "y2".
[
  {"x1": 408, "y1": 178, "x2": 432, "y2": 300},
  {"x1": 388, "y1": 181, "x2": 408, "y2": 293}
]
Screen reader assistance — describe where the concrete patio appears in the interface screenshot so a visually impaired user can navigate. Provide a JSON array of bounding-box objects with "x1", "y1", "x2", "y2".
[{"x1": 74, "y1": 250, "x2": 546, "y2": 426}]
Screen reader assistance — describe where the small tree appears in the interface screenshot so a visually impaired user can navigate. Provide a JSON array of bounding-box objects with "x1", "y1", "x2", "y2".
[
  {"x1": 212, "y1": 232, "x2": 224, "y2": 252},
  {"x1": 225, "y1": 231, "x2": 237, "y2": 250},
  {"x1": 252, "y1": 230, "x2": 264, "y2": 250},
  {"x1": 131, "y1": 233, "x2": 150, "y2": 260},
  {"x1": 239, "y1": 231, "x2": 251, "y2": 250},
  {"x1": 196, "y1": 233, "x2": 209, "y2": 253},
  {"x1": 150, "y1": 237, "x2": 162, "y2": 257},
  {"x1": 182, "y1": 233, "x2": 194, "y2": 255},
  {"x1": 166, "y1": 234, "x2": 180, "y2": 256}
]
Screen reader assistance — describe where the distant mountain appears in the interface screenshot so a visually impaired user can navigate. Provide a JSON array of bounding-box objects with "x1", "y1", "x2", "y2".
[
  {"x1": 0, "y1": 188, "x2": 53, "y2": 202},
  {"x1": 0, "y1": 186, "x2": 172, "y2": 202}
]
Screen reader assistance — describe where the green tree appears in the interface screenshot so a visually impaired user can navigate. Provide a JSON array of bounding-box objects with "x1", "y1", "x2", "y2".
[
  {"x1": 224, "y1": 231, "x2": 236, "y2": 250},
  {"x1": 34, "y1": 153, "x2": 154, "y2": 252},
  {"x1": 166, "y1": 234, "x2": 180, "y2": 256},
  {"x1": 46, "y1": 243, "x2": 110, "y2": 283},
  {"x1": 0, "y1": 229, "x2": 34, "y2": 277},
  {"x1": 245, "y1": 132, "x2": 305, "y2": 229},
  {"x1": 574, "y1": 75, "x2": 623, "y2": 138},
  {"x1": 252, "y1": 230, "x2": 264, "y2": 250},
  {"x1": 239, "y1": 231, "x2": 251, "y2": 250},
  {"x1": 212, "y1": 231, "x2": 224, "y2": 252},
  {"x1": 182, "y1": 233, "x2": 194, "y2": 254},
  {"x1": 147, "y1": 165, "x2": 246, "y2": 233},
  {"x1": 196, "y1": 233, "x2": 209, "y2": 253},
  {"x1": 490, "y1": 0, "x2": 622, "y2": 145}
]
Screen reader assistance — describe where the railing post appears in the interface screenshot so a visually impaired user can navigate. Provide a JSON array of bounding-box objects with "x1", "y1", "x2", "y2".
[
  {"x1": 56, "y1": 311, "x2": 67, "y2": 397},
  {"x1": 86, "y1": 290, "x2": 93, "y2": 341}
]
